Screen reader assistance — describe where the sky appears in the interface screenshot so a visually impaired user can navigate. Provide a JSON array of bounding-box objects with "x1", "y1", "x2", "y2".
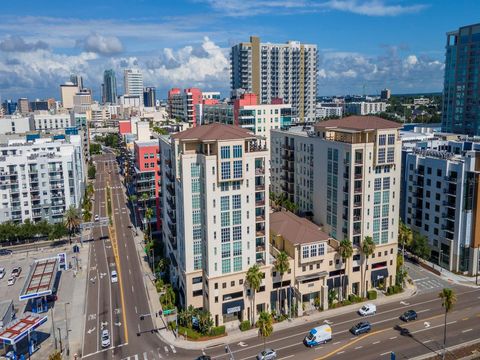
[{"x1": 0, "y1": 0, "x2": 478, "y2": 101}]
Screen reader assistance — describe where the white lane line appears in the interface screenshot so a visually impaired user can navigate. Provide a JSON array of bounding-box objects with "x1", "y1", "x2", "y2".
[
  {"x1": 135, "y1": 306, "x2": 138, "y2": 314},
  {"x1": 138, "y1": 324, "x2": 141, "y2": 333},
  {"x1": 372, "y1": 341, "x2": 381, "y2": 344},
  {"x1": 413, "y1": 277, "x2": 429, "y2": 282},
  {"x1": 355, "y1": 346, "x2": 363, "y2": 349},
  {"x1": 380, "y1": 351, "x2": 391, "y2": 356},
  {"x1": 337, "y1": 351, "x2": 345, "y2": 355},
  {"x1": 143, "y1": 352, "x2": 148, "y2": 360},
  {"x1": 132, "y1": 285, "x2": 134, "y2": 293},
  {"x1": 333, "y1": 341, "x2": 341, "y2": 345},
  {"x1": 424, "y1": 340, "x2": 433, "y2": 343},
  {"x1": 164, "y1": 346, "x2": 169, "y2": 353},
  {"x1": 170, "y1": 344, "x2": 176, "y2": 353},
  {"x1": 389, "y1": 336, "x2": 397, "y2": 340},
  {"x1": 462, "y1": 328, "x2": 473, "y2": 333},
  {"x1": 277, "y1": 356, "x2": 294, "y2": 360}
]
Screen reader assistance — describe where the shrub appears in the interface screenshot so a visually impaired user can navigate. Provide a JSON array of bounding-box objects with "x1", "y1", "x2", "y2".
[
  {"x1": 209, "y1": 325, "x2": 226, "y2": 337},
  {"x1": 178, "y1": 326, "x2": 200, "y2": 340},
  {"x1": 240, "y1": 320, "x2": 251, "y2": 331},
  {"x1": 168, "y1": 321, "x2": 177, "y2": 331},
  {"x1": 348, "y1": 294, "x2": 363, "y2": 303},
  {"x1": 341, "y1": 299, "x2": 351, "y2": 306},
  {"x1": 367, "y1": 290, "x2": 377, "y2": 300}
]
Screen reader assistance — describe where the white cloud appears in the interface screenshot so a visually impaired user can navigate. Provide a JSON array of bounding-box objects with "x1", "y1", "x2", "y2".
[
  {"x1": 0, "y1": 35, "x2": 49, "y2": 52},
  {"x1": 79, "y1": 33, "x2": 124, "y2": 55},
  {"x1": 324, "y1": 0, "x2": 428, "y2": 16}
]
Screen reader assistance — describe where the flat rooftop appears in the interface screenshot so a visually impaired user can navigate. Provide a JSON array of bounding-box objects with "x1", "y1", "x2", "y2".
[{"x1": 19, "y1": 258, "x2": 58, "y2": 301}]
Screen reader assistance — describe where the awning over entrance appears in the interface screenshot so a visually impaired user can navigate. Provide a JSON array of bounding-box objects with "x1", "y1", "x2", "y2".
[
  {"x1": 222, "y1": 299, "x2": 244, "y2": 315},
  {"x1": 297, "y1": 271, "x2": 328, "y2": 283},
  {"x1": 371, "y1": 268, "x2": 389, "y2": 282}
]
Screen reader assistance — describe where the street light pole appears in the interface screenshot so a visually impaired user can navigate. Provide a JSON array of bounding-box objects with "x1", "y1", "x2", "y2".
[
  {"x1": 65, "y1": 302, "x2": 70, "y2": 356},
  {"x1": 57, "y1": 328, "x2": 63, "y2": 353},
  {"x1": 50, "y1": 307, "x2": 57, "y2": 350}
]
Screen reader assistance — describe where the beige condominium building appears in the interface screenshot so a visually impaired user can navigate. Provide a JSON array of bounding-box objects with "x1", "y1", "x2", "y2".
[
  {"x1": 271, "y1": 116, "x2": 402, "y2": 297},
  {"x1": 160, "y1": 123, "x2": 273, "y2": 327}
]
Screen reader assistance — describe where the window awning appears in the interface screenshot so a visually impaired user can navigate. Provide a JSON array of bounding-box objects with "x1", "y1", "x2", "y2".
[{"x1": 371, "y1": 268, "x2": 389, "y2": 282}]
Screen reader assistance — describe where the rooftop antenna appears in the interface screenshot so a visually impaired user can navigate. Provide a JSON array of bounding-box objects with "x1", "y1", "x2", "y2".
[{"x1": 362, "y1": 84, "x2": 366, "y2": 97}]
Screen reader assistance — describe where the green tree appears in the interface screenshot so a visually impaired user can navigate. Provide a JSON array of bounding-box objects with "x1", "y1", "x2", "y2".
[
  {"x1": 197, "y1": 309, "x2": 214, "y2": 335},
  {"x1": 89, "y1": 143, "x2": 102, "y2": 155},
  {"x1": 328, "y1": 289, "x2": 338, "y2": 308},
  {"x1": 338, "y1": 238, "x2": 353, "y2": 300},
  {"x1": 245, "y1": 264, "x2": 262, "y2": 325},
  {"x1": 257, "y1": 311, "x2": 273, "y2": 353},
  {"x1": 160, "y1": 284, "x2": 176, "y2": 310},
  {"x1": 145, "y1": 207, "x2": 154, "y2": 238},
  {"x1": 88, "y1": 164, "x2": 96, "y2": 179},
  {"x1": 361, "y1": 236, "x2": 376, "y2": 298},
  {"x1": 64, "y1": 205, "x2": 81, "y2": 244},
  {"x1": 398, "y1": 221, "x2": 413, "y2": 252},
  {"x1": 274, "y1": 251, "x2": 290, "y2": 314},
  {"x1": 439, "y1": 288, "x2": 456, "y2": 360},
  {"x1": 140, "y1": 192, "x2": 149, "y2": 230},
  {"x1": 48, "y1": 222, "x2": 68, "y2": 240},
  {"x1": 411, "y1": 231, "x2": 431, "y2": 260}
]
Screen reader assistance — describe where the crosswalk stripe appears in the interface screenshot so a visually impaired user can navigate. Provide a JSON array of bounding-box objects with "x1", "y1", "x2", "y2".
[
  {"x1": 143, "y1": 352, "x2": 148, "y2": 360},
  {"x1": 157, "y1": 348, "x2": 163, "y2": 359},
  {"x1": 170, "y1": 344, "x2": 176, "y2": 353},
  {"x1": 164, "y1": 346, "x2": 169, "y2": 353}
]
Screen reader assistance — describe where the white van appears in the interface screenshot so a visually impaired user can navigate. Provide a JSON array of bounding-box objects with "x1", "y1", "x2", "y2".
[{"x1": 304, "y1": 325, "x2": 332, "y2": 347}]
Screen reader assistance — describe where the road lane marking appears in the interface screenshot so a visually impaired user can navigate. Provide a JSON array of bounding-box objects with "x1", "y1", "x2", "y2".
[
  {"x1": 170, "y1": 344, "x2": 176, "y2": 353},
  {"x1": 277, "y1": 356, "x2": 294, "y2": 360},
  {"x1": 337, "y1": 351, "x2": 345, "y2": 355},
  {"x1": 354, "y1": 346, "x2": 363, "y2": 349},
  {"x1": 462, "y1": 317, "x2": 469, "y2": 321},
  {"x1": 389, "y1": 336, "x2": 397, "y2": 340},
  {"x1": 332, "y1": 341, "x2": 341, "y2": 345},
  {"x1": 316, "y1": 330, "x2": 386, "y2": 359},
  {"x1": 132, "y1": 285, "x2": 134, "y2": 293},
  {"x1": 380, "y1": 352, "x2": 391, "y2": 356},
  {"x1": 143, "y1": 352, "x2": 148, "y2": 360},
  {"x1": 424, "y1": 340, "x2": 433, "y2": 343},
  {"x1": 372, "y1": 341, "x2": 380, "y2": 344},
  {"x1": 164, "y1": 346, "x2": 169, "y2": 353},
  {"x1": 462, "y1": 328, "x2": 473, "y2": 333}
]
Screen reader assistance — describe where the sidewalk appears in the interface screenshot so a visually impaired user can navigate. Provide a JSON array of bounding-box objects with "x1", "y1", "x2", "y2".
[{"x1": 156, "y1": 281, "x2": 417, "y2": 351}]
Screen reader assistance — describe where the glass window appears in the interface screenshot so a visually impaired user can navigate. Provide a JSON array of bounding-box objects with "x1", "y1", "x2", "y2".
[
  {"x1": 222, "y1": 259, "x2": 231, "y2": 274},
  {"x1": 383, "y1": 190, "x2": 390, "y2": 204},
  {"x1": 374, "y1": 178, "x2": 381, "y2": 191},
  {"x1": 193, "y1": 228, "x2": 202, "y2": 240},
  {"x1": 233, "y1": 257, "x2": 242, "y2": 272},
  {"x1": 221, "y1": 146, "x2": 230, "y2": 159},
  {"x1": 232, "y1": 194, "x2": 241, "y2": 209},
  {"x1": 310, "y1": 244, "x2": 317, "y2": 257},
  {"x1": 221, "y1": 212, "x2": 230, "y2": 227},
  {"x1": 192, "y1": 210, "x2": 201, "y2": 225},
  {"x1": 232, "y1": 210, "x2": 241, "y2": 225},
  {"x1": 192, "y1": 194, "x2": 201, "y2": 209},
  {"x1": 373, "y1": 232, "x2": 380, "y2": 244},
  {"x1": 233, "y1": 145, "x2": 242, "y2": 158},
  {"x1": 221, "y1": 196, "x2": 230, "y2": 211},
  {"x1": 221, "y1": 228, "x2": 230, "y2": 242},
  {"x1": 374, "y1": 206, "x2": 380, "y2": 218},
  {"x1": 302, "y1": 246, "x2": 309, "y2": 259},
  {"x1": 387, "y1": 148, "x2": 395, "y2": 163},
  {"x1": 194, "y1": 256, "x2": 202, "y2": 270},
  {"x1": 233, "y1": 241, "x2": 242, "y2": 256},
  {"x1": 192, "y1": 178, "x2": 200, "y2": 193},
  {"x1": 374, "y1": 192, "x2": 381, "y2": 204},
  {"x1": 318, "y1": 243, "x2": 325, "y2": 256},
  {"x1": 378, "y1": 148, "x2": 385, "y2": 163},
  {"x1": 383, "y1": 177, "x2": 390, "y2": 190},
  {"x1": 381, "y1": 231, "x2": 389, "y2": 244},
  {"x1": 382, "y1": 204, "x2": 389, "y2": 217},
  {"x1": 232, "y1": 226, "x2": 242, "y2": 241},
  {"x1": 373, "y1": 219, "x2": 380, "y2": 232},
  {"x1": 379, "y1": 135, "x2": 386, "y2": 146},
  {"x1": 221, "y1": 243, "x2": 230, "y2": 258},
  {"x1": 221, "y1": 162, "x2": 231, "y2": 180},
  {"x1": 233, "y1": 160, "x2": 243, "y2": 178},
  {"x1": 193, "y1": 241, "x2": 202, "y2": 255},
  {"x1": 191, "y1": 163, "x2": 201, "y2": 177},
  {"x1": 220, "y1": 182, "x2": 229, "y2": 191},
  {"x1": 388, "y1": 134, "x2": 395, "y2": 145},
  {"x1": 382, "y1": 218, "x2": 389, "y2": 230}
]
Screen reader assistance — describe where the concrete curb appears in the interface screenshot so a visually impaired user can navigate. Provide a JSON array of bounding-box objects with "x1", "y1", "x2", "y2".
[{"x1": 409, "y1": 338, "x2": 480, "y2": 360}]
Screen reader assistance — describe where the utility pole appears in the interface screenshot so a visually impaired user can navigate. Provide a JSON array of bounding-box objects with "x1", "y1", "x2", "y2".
[
  {"x1": 65, "y1": 302, "x2": 70, "y2": 356},
  {"x1": 50, "y1": 307, "x2": 57, "y2": 350}
]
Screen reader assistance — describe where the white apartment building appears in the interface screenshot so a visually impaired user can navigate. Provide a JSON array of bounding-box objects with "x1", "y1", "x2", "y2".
[
  {"x1": 123, "y1": 69, "x2": 144, "y2": 98},
  {"x1": 316, "y1": 104, "x2": 343, "y2": 119},
  {"x1": 231, "y1": 36, "x2": 317, "y2": 123},
  {"x1": 33, "y1": 111, "x2": 72, "y2": 131},
  {"x1": 0, "y1": 116, "x2": 33, "y2": 135},
  {"x1": 73, "y1": 89, "x2": 92, "y2": 114},
  {"x1": 271, "y1": 116, "x2": 402, "y2": 292},
  {"x1": 202, "y1": 92, "x2": 221, "y2": 100},
  {"x1": 0, "y1": 136, "x2": 85, "y2": 224},
  {"x1": 60, "y1": 82, "x2": 79, "y2": 109},
  {"x1": 345, "y1": 102, "x2": 387, "y2": 116},
  {"x1": 160, "y1": 123, "x2": 272, "y2": 326},
  {"x1": 402, "y1": 140, "x2": 480, "y2": 275}
]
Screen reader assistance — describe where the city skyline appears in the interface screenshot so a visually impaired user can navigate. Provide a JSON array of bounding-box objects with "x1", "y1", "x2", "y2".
[{"x1": 0, "y1": 1, "x2": 478, "y2": 100}]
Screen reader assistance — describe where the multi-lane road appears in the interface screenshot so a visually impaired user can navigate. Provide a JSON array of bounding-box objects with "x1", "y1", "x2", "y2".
[{"x1": 80, "y1": 152, "x2": 480, "y2": 360}]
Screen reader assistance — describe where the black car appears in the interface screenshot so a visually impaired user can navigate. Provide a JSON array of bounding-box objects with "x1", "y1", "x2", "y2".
[
  {"x1": 195, "y1": 356, "x2": 211, "y2": 360},
  {"x1": 350, "y1": 321, "x2": 372, "y2": 335},
  {"x1": 400, "y1": 310, "x2": 417, "y2": 322},
  {"x1": 0, "y1": 249, "x2": 12, "y2": 256}
]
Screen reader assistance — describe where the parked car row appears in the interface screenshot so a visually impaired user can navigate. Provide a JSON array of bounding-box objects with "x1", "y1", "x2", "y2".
[{"x1": 0, "y1": 266, "x2": 21, "y2": 287}]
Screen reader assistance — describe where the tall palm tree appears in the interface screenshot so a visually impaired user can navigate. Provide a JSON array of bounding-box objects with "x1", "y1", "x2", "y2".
[
  {"x1": 274, "y1": 251, "x2": 290, "y2": 314},
  {"x1": 140, "y1": 192, "x2": 149, "y2": 230},
  {"x1": 257, "y1": 311, "x2": 273, "y2": 354},
  {"x1": 361, "y1": 236, "x2": 376, "y2": 297},
  {"x1": 64, "y1": 206, "x2": 81, "y2": 244},
  {"x1": 245, "y1": 264, "x2": 263, "y2": 325},
  {"x1": 398, "y1": 221, "x2": 412, "y2": 269},
  {"x1": 145, "y1": 207, "x2": 154, "y2": 238},
  {"x1": 439, "y1": 288, "x2": 456, "y2": 360},
  {"x1": 338, "y1": 238, "x2": 353, "y2": 301}
]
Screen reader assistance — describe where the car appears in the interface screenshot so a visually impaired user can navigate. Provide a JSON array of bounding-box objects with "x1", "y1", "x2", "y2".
[
  {"x1": 350, "y1": 321, "x2": 372, "y2": 336},
  {"x1": 256, "y1": 348, "x2": 277, "y2": 360},
  {"x1": 101, "y1": 329, "x2": 110, "y2": 348},
  {"x1": 304, "y1": 325, "x2": 333, "y2": 347},
  {"x1": 0, "y1": 268, "x2": 5, "y2": 279},
  {"x1": 111, "y1": 270, "x2": 118, "y2": 284},
  {"x1": 358, "y1": 303, "x2": 376, "y2": 316},
  {"x1": 11, "y1": 267, "x2": 21, "y2": 277},
  {"x1": 195, "y1": 356, "x2": 211, "y2": 360},
  {"x1": 7, "y1": 277, "x2": 15, "y2": 286},
  {"x1": 94, "y1": 214, "x2": 100, "y2": 222},
  {"x1": 0, "y1": 249, "x2": 12, "y2": 256},
  {"x1": 400, "y1": 310, "x2": 418, "y2": 322}
]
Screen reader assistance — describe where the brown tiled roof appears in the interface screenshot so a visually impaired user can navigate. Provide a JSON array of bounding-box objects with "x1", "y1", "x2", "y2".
[
  {"x1": 171, "y1": 123, "x2": 257, "y2": 141},
  {"x1": 315, "y1": 116, "x2": 402, "y2": 131},
  {"x1": 270, "y1": 210, "x2": 331, "y2": 245}
]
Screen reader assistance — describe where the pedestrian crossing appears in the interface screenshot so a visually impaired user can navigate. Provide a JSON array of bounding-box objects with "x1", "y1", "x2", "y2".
[
  {"x1": 413, "y1": 277, "x2": 444, "y2": 291},
  {"x1": 121, "y1": 346, "x2": 177, "y2": 360}
]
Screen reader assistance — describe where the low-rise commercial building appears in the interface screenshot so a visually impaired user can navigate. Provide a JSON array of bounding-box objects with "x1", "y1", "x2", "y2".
[{"x1": 345, "y1": 102, "x2": 387, "y2": 116}]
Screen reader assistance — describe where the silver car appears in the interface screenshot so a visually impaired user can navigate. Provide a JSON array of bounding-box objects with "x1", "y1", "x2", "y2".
[
  {"x1": 101, "y1": 329, "x2": 110, "y2": 348},
  {"x1": 257, "y1": 348, "x2": 277, "y2": 360}
]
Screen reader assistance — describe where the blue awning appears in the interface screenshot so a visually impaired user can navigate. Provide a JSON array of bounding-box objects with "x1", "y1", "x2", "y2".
[
  {"x1": 222, "y1": 299, "x2": 244, "y2": 315},
  {"x1": 371, "y1": 268, "x2": 389, "y2": 282}
]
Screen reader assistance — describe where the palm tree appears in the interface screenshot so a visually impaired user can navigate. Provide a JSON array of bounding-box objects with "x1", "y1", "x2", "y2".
[
  {"x1": 361, "y1": 236, "x2": 376, "y2": 298},
  {"x1": 398, "y1": 221, "x2": 412, "y2": 270},
  {"x1": 140, "y1": 192, "x2": 149, "y2": 230},
  {"x1": 245, "y1": 264, "x2": 263, "y2": 325},
  {"x1": 64, "y1": 206, "x2": 81, "y2": 244},
  {"x1": 257, "y1": 311, "x2": 273, "y2": 354},
  {"x1": 439, "y1": 288, "x2": 456, "y2": 360},
  {"x1": 274, "y1": 251, "x2": 290, "y2": 315},
  {"x1": 145, "y1": 207, "x2": 154, "y2": 238},
  {"x1": 338, "y1": 238, "x2": 353, "y2": 301}
]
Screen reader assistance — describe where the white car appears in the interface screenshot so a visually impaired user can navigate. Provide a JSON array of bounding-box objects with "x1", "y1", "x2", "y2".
[
  {"x1": 111, "y1": 270, "x2": 118, "y2": 284},
  {"x1": 101, "y1": 329, "x2": 110, "y2": 348},
  {"x1": 7, "y1": 277, "x2": 15, "y2": 286},
  {"x1": 94, "y1": 214, "x2": 100, "y2": 222},
  {"x1": 0, "y1": 268, "x2": 5, "y2": 279},
  {"x1": 257, "y1": 348, "x2": 277, "y2": 360},
  {"x1": 358, "y1": 303, "x2": 376, "y2": 316}
]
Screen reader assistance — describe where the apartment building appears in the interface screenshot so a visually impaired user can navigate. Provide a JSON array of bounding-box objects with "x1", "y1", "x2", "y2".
[
  {"x1": 271, "y1": 116, "x2": 402, "y2": 292},
  {"x1": 133, "y1": 140, "x2": 161, "y2": 234},
  {"x1": 0, "y1": 116, "x2": 33, "y2": 135},
  {"x1": 402, "y1": 139, "x2": 480, "y2": 275},
  {"x1": 345, "y1": 102, "x2": 387, "y2": 116},
  {"x1": 0, "y1": 136, "x2": 85, "y2": 224},
  {"x1": 124, "y1": 69, "x2": 144, "y2": 98},
  {"x1": 32, "y1": 111, "x2": 72, "y2": 131},
  {"x1": 231, "y1": 36, "x2": 317, "y2": 123},
  {"x1": 160, "y1": 123, "x2": 271, "y2": 326},
  {"x1": 315, "y1": 104, "x2": 343, "y2": 119},
  {"x1": 201, "y1": 93, "x2": 292, "y2": 146},
  {"x1": 167, "y1": 88, "x2": 203, "y2": 126}
]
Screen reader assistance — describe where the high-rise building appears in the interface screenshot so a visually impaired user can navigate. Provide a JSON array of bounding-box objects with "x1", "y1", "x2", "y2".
[
  {"x1": 442, "y1": 23, "x2": 480, "y2": 135},
  {"x1": 103, "y1": 69, "x2": 117, "y2": 104},
  {"x1": 167, "y1": 87, "x2": 202, "y2": 126},
  {"x1": 60, "y1": 82, "x2": 79, "y2": 109},
  {"x1": 143, "y1": 87, "x2": 156, "y2": 107},
  {"x1": 2, "y1": 100, "x2": 17, "y2": 115},
  {"x1": 401, "y1": 139, "x2": 480, "y2": 275},
  {"x1": 231, "y1": 36, "x2": 317, "y2": 123},
  {"x1": 17, "y1": 98, "x2": 29, "y2": 115},
  {"x1": 0, "y1": 135, "x2": 85, "y2": 224},
  {"x1": 160, "y1": 123, "x2": 271, "y2": 326},
  {"x1": 70, "y1": 74, "x2": 84, "y2": 90},
  {"x1": 123, "y1": 69, "x2": 144, "y2": 98},
  {"x1": 271, "y1": 116, "x2": 402, "y2": 293},
  {"x1": 380, "y1": 89, "x2": 391, "y2": 100},
  {"x1": 73, "y1": 89, "x2": 92, "y2": 114}
]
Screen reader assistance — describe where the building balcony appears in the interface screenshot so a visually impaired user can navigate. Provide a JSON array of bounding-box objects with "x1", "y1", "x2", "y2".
[
  {"x1": 31, "y1": 195, "x2": 40, "y2": 201},
  {"x1": 354, "y1": 174, "x2": 362, "y2": 179},
  {"x1": 255, "y1": 184, "x2": 265, "y2": 191},
  {"x1": 255, "y1": 168, "x2": 265, "y2": 175},
  {"x1": 443, "y1": 200, "x2": 455, "y2": 208},
  {"x1": 256, "y1": 229, "x2": 266, "y2": 237},
  {"x1": 343, "y1": 199, "x2": 349, "y2": 206},
  {"x1": 343, "y1": 186, "x2": 349, "y2": 193},
  {"x1": 354, "y1": 187, "x2": 362, "y2": 194},
  {"x1": 256, "y1": 214, "x2": 265, "y2": 222},
  {"x1": 167, "y1": 183, "x2": 175, "y2": 195},
  {"x1": 255, "y1": 199, "x2": 265, "y2": 207},
  {"x1": 353, "y1": 201, "x2": 362, "y2": 208},
  {"x1": 353, "y1": 228, "x2": 361, "y2": 235},
  {"x1": 444, "y1": 176, "x2": 457, "y2": 183},
  {"x1": 167, "y1": 208, "x2": 176, "y2": 223}
]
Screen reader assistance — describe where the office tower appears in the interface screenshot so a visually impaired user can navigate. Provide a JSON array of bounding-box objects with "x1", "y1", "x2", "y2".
[
  {"x1": 167, "y1": 87, "x2": 202, "y2": 126},
  {"x1": 380, "y1": 89, "x2": 391, "y2": 101},
  {"x1": 60, "y1": 82, "x2": 79, "y2": 109},
  {"x1": 231, "y1": 36, "x2": 317, "y2": 123},
  {"x1": 73, "y1": 89, "x2": 92, "y2": 114},
  {"x1": 17, "y1": 98, "x2": 29, "y2": 115},
  {"x1": 0, "y1": 135, "x2": 85, "y2": 224},
  {"x1": 70, "y1": 74, "x2": 84, "y2": 90},
  {"x1": 160, "y1": 123, "x2": 271, "y2": 326},
  {"x1": 442, "y1": 23, "x2": 480, "y2": 135},
  {"x1": 402, "y1": 139, "x2": 480, "y2": 275},
  {"x1": 143, "y1": 87, "x2": 156, "y2": 107},
  {"x1": 2, "y1": 100, "x2": 17, "y2": 115},
  {"x1": 123, "y1": 69, "x2": 144, "y2": 98},
  {"x1": 103, "y1": 69, "x2": 117, "y2": 104},
  {"x1": 271, "y1": 116, "x2": 402, "y2": 293}
]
